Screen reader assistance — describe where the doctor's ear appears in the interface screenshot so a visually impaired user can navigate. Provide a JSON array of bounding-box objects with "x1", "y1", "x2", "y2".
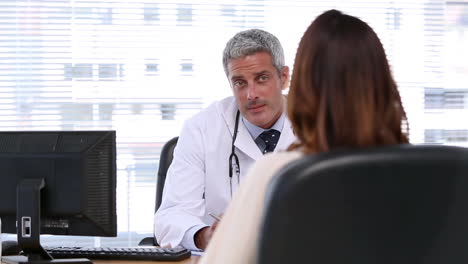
[{"x1": 280, "y1": 66, "x2": 290, "y2": 90}]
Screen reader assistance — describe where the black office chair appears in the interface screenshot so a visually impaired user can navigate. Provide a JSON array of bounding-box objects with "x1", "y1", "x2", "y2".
[
  {"x1": 138, "y1": 136, "x2": 178, "y2": 246},
  {"x1": 257, "y1": 144, "x2": 468, "y2": 264}
]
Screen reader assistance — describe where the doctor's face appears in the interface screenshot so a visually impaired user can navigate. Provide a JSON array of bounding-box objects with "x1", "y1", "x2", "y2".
[{"x1": 227, "y1": 52, "x2": 289, "y2": 129}]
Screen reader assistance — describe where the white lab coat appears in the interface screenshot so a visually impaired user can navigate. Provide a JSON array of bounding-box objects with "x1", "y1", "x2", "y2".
[{"x1": 154, "y1": 96, "x2": 296, "y2": 249}]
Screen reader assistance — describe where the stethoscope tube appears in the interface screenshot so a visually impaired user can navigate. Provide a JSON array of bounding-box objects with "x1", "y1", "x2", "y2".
[{"x1": 228, "y1": 110, "x2": 241, "y2": 197}]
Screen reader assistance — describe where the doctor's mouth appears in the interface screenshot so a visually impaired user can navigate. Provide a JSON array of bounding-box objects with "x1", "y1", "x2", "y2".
[{"x1": 247, "y1": 104, "x2": 267, "y2": 113}]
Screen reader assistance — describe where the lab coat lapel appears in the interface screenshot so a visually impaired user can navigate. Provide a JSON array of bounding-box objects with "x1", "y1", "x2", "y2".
[
  {"x1": 220, "y1": 98, "x2": 262, "y2": 160},
  {"x1": 275, "y1": 116, "x2": 295, "y2": 151},
  {"x1": 233, "y1": 121, "x2": 263, "y2": 160}
]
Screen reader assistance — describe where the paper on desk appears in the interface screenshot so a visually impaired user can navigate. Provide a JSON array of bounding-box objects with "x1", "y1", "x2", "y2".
[{"x1": 191, "y1": 250, "x2": 205, "y2": 256}]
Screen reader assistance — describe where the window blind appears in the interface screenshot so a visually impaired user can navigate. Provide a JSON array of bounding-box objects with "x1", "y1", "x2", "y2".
[{"x1": 1, "y1": 0, "x2": 467, "y2": 246}]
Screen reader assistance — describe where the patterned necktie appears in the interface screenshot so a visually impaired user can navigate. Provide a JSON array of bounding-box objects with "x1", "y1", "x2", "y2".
[{"x1": 258, "y1": 129, "x2": 281, "y2": 154}]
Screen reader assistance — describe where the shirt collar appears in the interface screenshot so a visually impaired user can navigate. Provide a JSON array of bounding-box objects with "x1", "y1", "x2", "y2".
[{"x1": 242, "y1": 112, "x2": 286, "y2": 140}]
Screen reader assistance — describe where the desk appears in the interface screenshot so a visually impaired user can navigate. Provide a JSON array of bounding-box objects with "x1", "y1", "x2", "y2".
[
  {"x1": 94, "y1": 256, "x2": 199, "y2": 264},
  {"x1": 2, "y1": 256, "x2": 199, "y2": 264}
]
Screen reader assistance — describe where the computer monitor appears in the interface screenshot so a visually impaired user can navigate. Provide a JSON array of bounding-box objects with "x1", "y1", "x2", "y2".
[{"x1": 0, "y1": 131, "x2": 117, "y2": 264}]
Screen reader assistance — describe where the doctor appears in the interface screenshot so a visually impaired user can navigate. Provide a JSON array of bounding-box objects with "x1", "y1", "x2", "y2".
[{"x1": 154, "y1": 29, "x2": 296, "y2": 251}]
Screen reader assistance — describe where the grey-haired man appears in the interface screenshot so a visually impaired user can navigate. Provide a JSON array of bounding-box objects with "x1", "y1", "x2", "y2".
[{"x1": 154, "y1": 29, "x2": 296, "y2": 250}]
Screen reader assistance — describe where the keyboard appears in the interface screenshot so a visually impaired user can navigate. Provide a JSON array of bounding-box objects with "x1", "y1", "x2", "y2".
[{"x1": 44, "y1": 246, "x2": 191, "y2": 261}]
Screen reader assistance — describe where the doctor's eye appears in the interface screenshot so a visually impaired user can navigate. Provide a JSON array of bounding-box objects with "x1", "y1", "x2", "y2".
[
  {"x1": 233, "y1": 80, "x2": 247, "y2": 88},
  {"x1": 258, "y1": 75, "x2": 269, "y2": 82}
]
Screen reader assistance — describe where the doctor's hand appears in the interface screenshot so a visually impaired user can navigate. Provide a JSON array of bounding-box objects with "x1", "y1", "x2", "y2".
[{"x1": 194, "y1": 220, "x2": 220, "y2": 250}]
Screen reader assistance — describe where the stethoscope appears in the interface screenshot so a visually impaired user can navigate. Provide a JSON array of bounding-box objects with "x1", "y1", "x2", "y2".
[{"x1": 228, "y1": 110, "x2": 241, "y2": 197}]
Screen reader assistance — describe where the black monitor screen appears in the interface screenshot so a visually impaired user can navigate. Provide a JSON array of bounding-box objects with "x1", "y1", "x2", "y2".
[{"x1": 0, "y1": 131, "x2": 117, "y2": 239}]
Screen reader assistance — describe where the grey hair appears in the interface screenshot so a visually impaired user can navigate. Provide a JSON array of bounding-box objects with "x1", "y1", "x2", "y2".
[{"x1": 222, "y1": 29, "x2": 285, "y2": 76}]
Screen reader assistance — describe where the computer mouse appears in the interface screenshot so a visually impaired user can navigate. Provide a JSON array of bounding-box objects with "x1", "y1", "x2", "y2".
[{"x1": 2, "y1": 240, "x2": 21, "y2": 256}]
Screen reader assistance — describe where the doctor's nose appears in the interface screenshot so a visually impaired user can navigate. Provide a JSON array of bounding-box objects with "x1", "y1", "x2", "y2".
[{"x1": 246, "y1": 84, "x2": 259, "y2": 100}]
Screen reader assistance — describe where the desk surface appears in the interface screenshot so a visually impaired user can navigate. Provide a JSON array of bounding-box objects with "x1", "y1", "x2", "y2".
[
  {"x1": 94, "y1": 256, "x2": 199, "y2": 264},
  {"x1": 2, "y1": 256, "x2": 200, "y2": 264}
]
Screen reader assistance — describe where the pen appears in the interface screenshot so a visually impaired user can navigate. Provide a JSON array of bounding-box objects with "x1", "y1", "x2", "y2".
[{"x1": 208, "y1": 212, "x2": 221, "y2": 222}]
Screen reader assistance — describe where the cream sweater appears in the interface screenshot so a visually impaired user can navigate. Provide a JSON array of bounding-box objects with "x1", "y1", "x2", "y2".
[{"x1": 199, "y1": 151, "x2": 303, "y2": 264}]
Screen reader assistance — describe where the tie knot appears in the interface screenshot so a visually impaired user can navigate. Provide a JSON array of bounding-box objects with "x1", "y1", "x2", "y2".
[{"x1": 258, "y1": 129, "x2": 280, "y2": 154}]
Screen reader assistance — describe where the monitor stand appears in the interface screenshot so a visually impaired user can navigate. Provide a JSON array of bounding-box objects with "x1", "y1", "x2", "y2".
[{"x1": 2, "y1": 179, "x2": 92, "y2": 264}]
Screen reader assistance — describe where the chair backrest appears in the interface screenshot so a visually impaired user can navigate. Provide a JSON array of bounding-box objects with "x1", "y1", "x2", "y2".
[
  {"x1": 257, "y1": 144, "x2": 468, "y2": 264},
  {"x1": 138, "y1": 137, "x2": 178, "y2": 247},
  {"x1": 155, "y1": 136, "x2": 178, "y2": 213}
]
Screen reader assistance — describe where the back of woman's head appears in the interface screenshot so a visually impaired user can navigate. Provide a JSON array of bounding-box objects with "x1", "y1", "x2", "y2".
[{"x1": 288, "y1": 9, "x2": 409, "y2": 154}]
